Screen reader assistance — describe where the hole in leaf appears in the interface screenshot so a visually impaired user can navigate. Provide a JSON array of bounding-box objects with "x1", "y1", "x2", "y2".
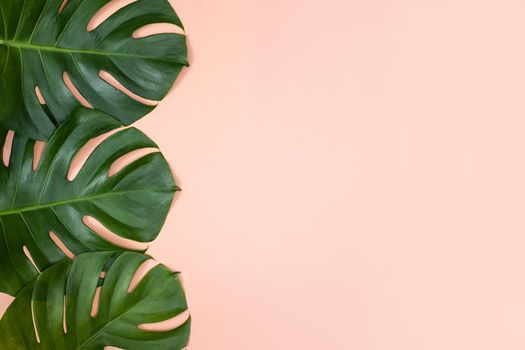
[
  {"x1": 108, "y1": 147, "x2": 159, "y2": 177},
  {"x1": 87, "y1": 0, "x2": 138, "y2": 32},
  {"x1": 0, "y1": 293, "x2": 14, "y2": 317},
  {"x1": 33, "y1": 141, "x2": 46, "y2": 172},
  {"x1": 99, "y1": 70, "x2": 159, "y2": 106},
  {"x1": 49, "y1": 232, "x2": 75, "y2": 260},
  {"x1": 2, "y1": 130, "x2": 14, "y2": 167},
  {"x1": 139, "y1": 310, "x2": 190, "y2": 332},
  {"x1": 105, "y1": 347, "x2": 125, "y2": 350},
  {"x1": 59, "y1": 0, "x2": 70, "y2": 13},
  {"x1": 63, "y1": 72, "x2": 93, "y2": 109},
  {"x1": 90, "y1": 254, "x2": 120, "y2": 318},
  {"x1": 31, "y1": 301, "x2": 41, "y2": 343},
  {"x1": 67, "y1": 128, "x2": 123, "y2": 181},
  {"x1": 91, "y1": 286, "x2": 102, "y2": 318},
  {"x1": 34, "y1": 86, "x2": 46, "y2": 105},
  {"x1": 82, "y1": 216, "x2": 148, "y2": 251},
  {"x1": 128, "y1": 259, "x2": 159, "y2": 293},
  {"x1": 23, "y1": 246, "x2": 40, "y2": 273},
  {"x1": 132, "y1": 23, "x2": 185, "y2": 38},
  {"x1": 63, "y1": 295, "x2": 67, "y2": 334}
]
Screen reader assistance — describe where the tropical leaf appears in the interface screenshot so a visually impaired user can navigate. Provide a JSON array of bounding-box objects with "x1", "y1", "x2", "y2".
[
  {"x1": 0, "y1": 251, "x2": 191, "y2": 349},
  {"x1": 0, "y1": 108, "x2": 178, "y2": 296},
  {"x1": 0, "y1": 0, "x2": 188, "y2": 140}
]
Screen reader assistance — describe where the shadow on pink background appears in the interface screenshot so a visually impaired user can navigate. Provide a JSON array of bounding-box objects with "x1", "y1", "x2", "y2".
[{"x1": 5, "y1": 0, "x2": 525, "y2": 349}]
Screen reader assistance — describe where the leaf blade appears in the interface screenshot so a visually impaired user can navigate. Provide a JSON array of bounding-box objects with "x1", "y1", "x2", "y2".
[
  {"x1": 0, "y1": 108, "x2": 177, "y2": 296},
  {"x1": 0, "y1": 252, "x2": 190, "y2": 350},
  {"x1": 0, "y1": 0, "x2": 188, "y2": 140}
]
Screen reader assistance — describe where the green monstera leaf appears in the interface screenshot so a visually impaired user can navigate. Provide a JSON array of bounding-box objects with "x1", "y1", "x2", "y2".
[
  {"x1": 0, "y1": 108, "x2": 178, "y2": 296},
  {"x1": 0, "y1": 251, "x2": 191, "y2": 349},
  {"x1": 0, "y1": 0, "x2": 188, "y2": 140}
]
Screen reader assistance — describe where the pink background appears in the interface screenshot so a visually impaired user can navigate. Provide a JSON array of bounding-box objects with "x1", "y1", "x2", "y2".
[{"x1": 5, "y1": 0, "x2": 525, "y2": 349}]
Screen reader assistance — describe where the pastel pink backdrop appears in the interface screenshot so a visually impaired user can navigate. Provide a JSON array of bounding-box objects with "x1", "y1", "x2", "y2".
[{"x1": 4, "y1": 0, "x2": 525, "y2": 349}]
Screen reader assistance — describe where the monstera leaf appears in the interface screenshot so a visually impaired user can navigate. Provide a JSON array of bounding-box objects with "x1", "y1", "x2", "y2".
[
  {"x1": 0, "y1": 251, "x2": 191, "y2": 349},
  {"x1": 0, "y1": 108, "x2": 178, "y2": 296},
  {"x1": 0, "y1": 0, "x2": 188, "y2": 140}
]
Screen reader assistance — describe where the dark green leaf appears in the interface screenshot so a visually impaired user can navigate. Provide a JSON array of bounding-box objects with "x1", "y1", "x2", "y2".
[
  {"x1": 0, "y1": 0, "x2": 188, "y2": 140},
  {"x1": 0, "y1": 108, "x2": 177, "y2": 296},
  {"x1": 0, "y1": 251, "x2": 191, "y2": 349}
]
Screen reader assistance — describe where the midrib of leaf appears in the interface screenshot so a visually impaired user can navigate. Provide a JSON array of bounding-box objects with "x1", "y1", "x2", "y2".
[
  {"x1": 0, "y1": 188, "x2": 173, "y2": 217},
  {"x1": 0, "y1": 38, "x2": 174, "y2": 62}
]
